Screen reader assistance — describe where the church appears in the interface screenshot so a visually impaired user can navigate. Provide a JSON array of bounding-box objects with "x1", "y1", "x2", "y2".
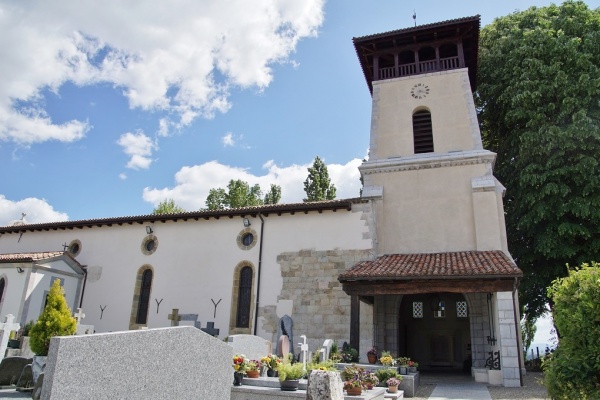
[{"x1": 0, "y1": 16, "x2": 523, "y2": 387}]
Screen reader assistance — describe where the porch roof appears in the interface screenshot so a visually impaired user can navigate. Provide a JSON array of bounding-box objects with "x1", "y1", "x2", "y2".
[
  {"x1": 338, "y1": 251, "x2": 522, "y2": 295},
  {"x1": 0, "y1": 251, "x2": 66, "y2": 263}
]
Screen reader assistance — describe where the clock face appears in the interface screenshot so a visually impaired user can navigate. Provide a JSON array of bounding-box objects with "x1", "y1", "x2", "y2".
[{"x1": 411, "y1": 83, "x2": 430, "y2": 99}]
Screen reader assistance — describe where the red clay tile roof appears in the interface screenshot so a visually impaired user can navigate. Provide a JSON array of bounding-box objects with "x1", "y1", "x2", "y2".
[
  {"x1": 0, "y1": 251, "x2": 67, "y2": 263},
  {"x1": 339, "y1": 251, "x2": 521, "y2": 281}
]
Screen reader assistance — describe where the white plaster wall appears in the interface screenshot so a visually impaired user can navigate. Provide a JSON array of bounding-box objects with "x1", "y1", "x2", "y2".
[
  {"x1": 0, "y1": 208, "x2": 372, "y2": 338},
  {"x1": 24, "y1": 270, "x2": 81, "y2": 323}
]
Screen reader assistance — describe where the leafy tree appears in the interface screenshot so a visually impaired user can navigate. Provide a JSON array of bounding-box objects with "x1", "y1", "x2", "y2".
[
  {"x1": 205, "y1": 179, "x2": 281, "y2": 210},
  {"x1": 263, "y1": 184, "x2": 282, "y2": 205},
  {"x1": 152, "y1": 198, "x2": 185, "y2": 214},
  {"x1": 520, "y1": 309, "x2": 537, "y2": 355},
  {"x1": 477, "y1": 1, "x2": 600, "y2": 320},
  {"x1": 303, "y1": 156, "x2": 336, "y2": 202},
  {"x1": 29, "y1": 279, "x2": 77, "y2": 355},
  {"x1": 543, "y1": 262, "x2": 600, "y2": 399}
]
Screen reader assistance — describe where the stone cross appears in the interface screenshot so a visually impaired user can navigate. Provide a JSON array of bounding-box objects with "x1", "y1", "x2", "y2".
[
  {"x1": 298, "y1": 335, "x2": 308, "y2": 372},
  {"x1": 73, "y1": 308, "x2": 86, "y2": 323},
  {"x1": 168, "y1": 309, "x2": 181, "y2": 327},
  {"x1": 0, "y1": 314, "x2": 20, "y2": 360},
  {"x1": 321, "y1": 339, "x2": 333, "y2": 362},
  {"x1": 200, "y1": 322, "x2": 219, "y2": 337}
]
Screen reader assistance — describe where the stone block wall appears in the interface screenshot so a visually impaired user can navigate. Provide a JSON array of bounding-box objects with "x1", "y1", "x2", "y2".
[{"x1": 273, "y1": 249, "x2": 372, "y2": 355}]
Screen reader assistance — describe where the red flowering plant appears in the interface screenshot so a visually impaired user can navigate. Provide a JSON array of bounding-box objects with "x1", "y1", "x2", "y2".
[
  {"x1": 233, "y1": 354, "x2": 250, "y2": 374},
  {"x1": 261, "y1": 354, "x2": 281, "y2": 369}
]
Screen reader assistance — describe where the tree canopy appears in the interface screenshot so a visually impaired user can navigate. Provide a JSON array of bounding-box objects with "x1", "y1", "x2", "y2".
[
  {"x1": 205, "y1": 179, "x2": 281, "y2": 210},
  {"x1": 303, "y1": 156, "x2": 336, "y2": 202},
  {"x1": 477, "y1": 1, "x2": 600, "y2": 321},
  {"x1": 152, "y1": 198, "x2": 185, "y2": 214}
]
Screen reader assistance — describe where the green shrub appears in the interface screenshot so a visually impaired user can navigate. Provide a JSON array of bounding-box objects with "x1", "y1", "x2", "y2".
[
  {"x1": 29, "y1": 280, "x2": 76, "y2": 356},
  {"x1": 375, "y1": 368, "x2": 400, "y2": 387},
  {"x1": 276, "y1": 361, "x2": 305, "y2": 381},
  {"x1": 543, "y1": 262, "x2": 600, "y2": 399}
]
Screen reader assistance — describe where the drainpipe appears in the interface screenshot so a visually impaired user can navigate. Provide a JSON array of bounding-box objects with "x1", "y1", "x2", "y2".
[
  {"x1": 253, "y1": 213, "x2": 265, "y2": 335},
  {"x1": 512, "y1": 277, "x2": 524, "y2": 387},
  {"x1": 79, "y1": 266, "x2": 88, "y2": 308}
]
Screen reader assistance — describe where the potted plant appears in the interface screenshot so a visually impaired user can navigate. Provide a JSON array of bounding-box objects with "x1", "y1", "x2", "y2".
[
  {"x1": 379, "y1": 351, "x2": 396, "y2": 367},
  {"x1": 343, "y1": 378, "x2": 364, "y2": 396},
  {"x1": 364, "y1": 372, "x2": 379, "y2": 390},
  {"x1": 246, "y1": 359, "x2": 261, "y2": 378},
  {"x1": 340, "y1": 342, "x2": 359, "y2": 363},
  {"x1": 408, "y1": 360, "x2": 419, "y2": 373},
  {"x1": 29, "y1": 280, "x2": 76, "y2": 384},
  {"x1": 386, "y1": 377, "x2": 402, "y2": 393},
  {"x1": 397, "y1": 356, "x2": 410, "y2": 374},
  {"x1": 375, "y1": 368, "x2": 400, "y2": 387},
  {"x1": 276, "y1": 361, "x2": 305, "y2": 391},
  {"x1": 232, "y1": 354, "x2": 249, "y2": 386},
  {"x1": 261, "y1": 354, "x2": 281, "y2": 377},
  {"x1": 341, "y1": 364, "x2": 367, "y2": 395},
  {"x1": 367, "y1": 347, "x2": 378, "y2": 364}
]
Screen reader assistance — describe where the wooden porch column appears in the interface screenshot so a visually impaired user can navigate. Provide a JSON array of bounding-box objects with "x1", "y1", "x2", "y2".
[
  {"x1": 373, "y1": 56, "x2": 379, "y2": 81},
  {"x1": 350, "y1": 295, "x2": 360, "y2": 350},
  {"x1": 457, "y1": 41, "x2": 465, "y2": 68}
]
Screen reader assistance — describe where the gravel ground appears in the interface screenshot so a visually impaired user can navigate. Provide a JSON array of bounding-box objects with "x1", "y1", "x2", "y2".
[{"x1": 411, "y1": 372, "x2": 548, "y2": 400}]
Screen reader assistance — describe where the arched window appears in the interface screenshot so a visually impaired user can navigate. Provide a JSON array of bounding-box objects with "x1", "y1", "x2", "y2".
[
  {"x1": 413, "y1": 110, "x2": 434, "y2": 154},
  {"x1": 236, "y1": 266, "x2": 253, "y2": 328},
  {"x1": 0, "y1": 278, "x2": 5, "y2": 307},
  {"x1": 136, "y1": 269, "x2": 153, "y2": 324}
]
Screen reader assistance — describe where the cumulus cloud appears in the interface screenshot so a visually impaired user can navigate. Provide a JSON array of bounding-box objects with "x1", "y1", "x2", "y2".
[
  {"x1": 142, "y1": 158, "x2": 363, "y2": 211},
  {"x1": 0, "y1": 195, "x2": 69, "y2": 226},
  {"x1": 0, "y1": 0, "x2": 325, "y2": 144},
  {"x1": 117, "y1": 131, "x2": 156, "y2": 169}
]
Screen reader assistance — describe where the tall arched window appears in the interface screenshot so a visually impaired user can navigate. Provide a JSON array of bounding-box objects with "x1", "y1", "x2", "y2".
[
  {"x1": 236, "y1": 266, "x2": 253, "y2": 328},
  {"x1": 0, "y1": 278, "x2": 5, "y2": 308},
  {"x1": 136, "y1": 269, "x2": 153, "y2": 324},
  {"x1": 413, "y1": 110, "x2": 434, "y2": 154}
]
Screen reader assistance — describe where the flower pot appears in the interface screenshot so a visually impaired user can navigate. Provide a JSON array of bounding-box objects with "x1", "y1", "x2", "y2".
[
  {"x1": 388, "y1": 385, "x2": 398, "y2": 393},
  {"x1": 346, "y1": 386, "x2": 362, "y2": 396},
  {"x1": 409, "y1": 366, "x2": 417, "y2": 373},
  {"x1": 233, "y1": 372, "x2": 244, "y2": 386},
  {"x1": 280, "y1": 379, "x2": 299, "y2": 391},
  {"x1": 367, "y1": 354, "x2": 377, "y2": 364},
  {"x1": 267, "y1": 368, "x2": 278, "y2": 378},
  {"x1": 398, "y1": 366, "x2": 408, "y2": 375},
  {"x1": 246, "y1": 370, "x2": 260, "y2": 378}
]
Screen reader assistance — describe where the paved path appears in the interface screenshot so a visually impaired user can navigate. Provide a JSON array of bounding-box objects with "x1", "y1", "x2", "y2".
[{"x1": 429, "y1": 382, "x2": 492, "y2": 400}]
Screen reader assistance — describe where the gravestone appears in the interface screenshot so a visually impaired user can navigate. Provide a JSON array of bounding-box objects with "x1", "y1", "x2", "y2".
[
  {"x1": 277, "y1": 334, "x2": 290, "y2": 358},
  {"x1": 0, "y1": 356, "x2": 32, "y2": 386},
  {"x1": 16, "y1": 362, "x2": 33, "y2": 389},
  {"x1": 306, "y1": 370, "x2": 344, "y2": 400},
  {"x1": 320, "y1": 339, "x2": 334, "y2": 362},
  {"x1": 227, "y1": 334, "x2": 271, "y2": 361},
  {"x1": 0, "y1": 314, "x2": 20, "y2": 360},
  {"x1": 41, "y1": 326, "x2": 232, "y2": 399},
  {"x1": 276, "y1": 314, "x2": 293, "y2": 358}
]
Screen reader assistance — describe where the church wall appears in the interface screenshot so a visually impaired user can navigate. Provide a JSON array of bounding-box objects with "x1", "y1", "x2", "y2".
[
  {"x1": 369, "y1": 69, "x2": 482, "y2": 161},
  {"x1": 0, "y1": 207, "x2": 373, "y2": 342},
  {"x1": 0, "y1": 268, "x2": 27, "y2": 323}
]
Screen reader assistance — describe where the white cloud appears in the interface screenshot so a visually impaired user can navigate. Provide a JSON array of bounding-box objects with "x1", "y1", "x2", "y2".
[
  {"x1": 119, "y1": 173, "x2": 127, "y2": 180},
  {"x1": 222, "y1": 132, "x2": 235, "y2": 147},
  {"x1": 0, "y1": 0, "x2": 325, "y2": 145},
  {"x1": 117, "y1": 131, "x2": 156, "y2": 170},
  {"x1": 142, "y1": 158, "x2": 362, "y2": 211},
  {"x1": 0, "y1": 195, "x2": 69, "y2": 226}
]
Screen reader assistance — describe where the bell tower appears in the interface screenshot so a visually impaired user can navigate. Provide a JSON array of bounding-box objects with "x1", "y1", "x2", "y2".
[{"x1": 356, "y1": 16, "x2": 509, "y2": 255}]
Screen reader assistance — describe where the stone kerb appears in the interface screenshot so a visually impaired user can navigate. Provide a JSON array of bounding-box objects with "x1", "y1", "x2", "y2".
[
  {"x1": 228, "y1": 334, "x2": 272, "y2": 360},
  {"x1": 42, "y1": 326, "x2": 232, "y2": 400}
]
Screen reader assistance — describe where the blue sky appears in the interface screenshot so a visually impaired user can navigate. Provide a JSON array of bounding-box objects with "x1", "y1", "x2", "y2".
[{"x1": 1, "y1": 0, "x2": 599, "y2": 227}]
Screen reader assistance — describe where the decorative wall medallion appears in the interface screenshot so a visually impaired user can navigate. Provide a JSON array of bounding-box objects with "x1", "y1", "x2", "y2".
[{"x1": 411, "y1": 83, "x2": 430, "y2": 99}]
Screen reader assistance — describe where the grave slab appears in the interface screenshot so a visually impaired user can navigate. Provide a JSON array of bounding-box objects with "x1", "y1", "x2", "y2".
[
  {"x1": 42, "y1": 326, "x2": 232, "y2": 400},
  {"x1": 228, "y1": 334, "x2": 272, "y2": 361}
]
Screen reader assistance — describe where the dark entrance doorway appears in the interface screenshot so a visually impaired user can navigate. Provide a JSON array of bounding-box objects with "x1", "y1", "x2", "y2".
[{"x1": 398, "y1": 293, "x2": 470, "y2": 371}]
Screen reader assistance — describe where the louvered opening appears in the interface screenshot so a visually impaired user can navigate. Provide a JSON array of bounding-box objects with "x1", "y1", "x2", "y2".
[{"x1": 413, "y1": 110, "x2": 434, "y2": 154}]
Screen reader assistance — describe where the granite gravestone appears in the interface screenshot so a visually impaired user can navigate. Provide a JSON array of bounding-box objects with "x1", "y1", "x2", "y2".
[
  {"x1": 41, "y1": 326, "x2": 232, "y2": 399},
  {"x1": 227, "y1": 334, "x2": 271, "y2": 361}
]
